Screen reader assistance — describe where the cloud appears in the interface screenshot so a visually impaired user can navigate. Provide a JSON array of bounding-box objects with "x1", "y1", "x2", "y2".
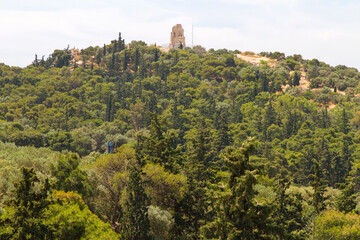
[{"x1": 0, "y1": 0, "x2": 360, "y2": 69}]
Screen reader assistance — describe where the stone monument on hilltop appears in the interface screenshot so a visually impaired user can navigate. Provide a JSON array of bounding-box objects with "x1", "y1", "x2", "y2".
[{"x1": 170, "y1": 24, "x2": 186, "y2": 49}]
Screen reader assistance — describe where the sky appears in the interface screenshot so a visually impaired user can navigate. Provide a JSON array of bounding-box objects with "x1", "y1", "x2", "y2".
[{"x1": 1, "y1": 0, "x2": 360, "y2": 69}]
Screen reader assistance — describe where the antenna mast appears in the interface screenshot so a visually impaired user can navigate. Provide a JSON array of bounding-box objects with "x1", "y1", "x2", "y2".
[{"x1": 192, "y1": 21, "x2": 194, "y2": 48}]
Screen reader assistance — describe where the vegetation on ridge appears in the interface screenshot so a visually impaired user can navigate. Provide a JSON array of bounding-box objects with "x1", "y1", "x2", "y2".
[{"x1": 1, "y1": 33, "x2": 360, "y2": 238}]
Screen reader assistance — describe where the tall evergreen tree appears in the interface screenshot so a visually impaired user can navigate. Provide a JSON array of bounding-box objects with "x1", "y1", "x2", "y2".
[
  {"x1": 337, "y1": 177, "x2": 357, "y2": 213},
  {"x1": 292, "y1": 71, "x2": 300, "y2": 86},
  {"x1": 317, "y1": 136, "x2": 332, "y2": 184},
  {"x1": 319, "y1": 107, "x2": 330, "y2": 128},
  {"x1": 118, "y1": 32, "x2": 123, "y2": 51},
  {"x1": 342, "y1": 135, "x2": 353, "y2": 178},
  {"x1": 33, "y1": 54, "x2": 39, "y2": 67},
  {"x1": 217, "y1": 109, "x2": 231, "y2": 151},
  {"x1": 123, "y1": 50, "x2": 128, "y2": 71},
  {"x1": 260, "y1": 73, "x2": 269, "y2": 92},
  {"x1": 203, "y1": 138, "x2": 274, "y2": 239},
  {"x1": 121, "y1": 166, "x2": 151, "y2": 240},
  {"x1": 273, "y1": 168, "x2": 305, "y2": 240},
  {"x1": 311, "y1": 160, "x2": 327, "y2": 214},
  {"x1": 154, "y1": 48, "x2": 159, "y2": 62},
  {"x1": 134, "y1": 48, "x2": 140, "y2": 72},
  {"x1": 139, "y1": 113, "x2": 181, "y2": 173},
  {"x1": 173, "y1": 120, "x2": 215, "y2": 239},
  {"x1": 0, "y1": 168, "x2": 54, "y2": 240},
  {"x1": 341, "y1": 108, "x2": 350, "y2": 134}
]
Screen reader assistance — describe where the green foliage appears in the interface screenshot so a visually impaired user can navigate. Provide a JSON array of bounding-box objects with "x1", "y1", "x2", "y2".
[
  {"x1": 51, "y1": 153, "x2": 92, "y2": 197},
  {"x1": 143, "y1": 163, "x2": 186, "y2": 209},
  {"x1": 138, "y1": 113, "x2": 182, "y2": 173},
  {"x1": 48, "y1": 191, "x2": 119, "y2": 239},
  {"x1": 203, "y1": 138, "x2": 274, "y2": 239},
  {"x1": 315, "y1": 210, "x2": 360, "y2": 239},
  {"x1": 2, "y1": 34, "x2": 360, "y2": 239},
  {"x1": 0, "y1": 168, "x2": 53, "y2": 239},
  {"x1": 312, "y1": 160, "x2": 327, "y2": 214},
  {"x1": 121, "y1": 165, "x2": 151, "y2": 240},
  {"x1": 148, "y1": 205, "x2": 174, "y2": 240}
]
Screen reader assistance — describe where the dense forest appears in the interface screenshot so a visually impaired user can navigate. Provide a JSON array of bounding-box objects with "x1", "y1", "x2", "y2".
[{"x1": 1, "y1": 33, "x2": 360, "y2": 239}]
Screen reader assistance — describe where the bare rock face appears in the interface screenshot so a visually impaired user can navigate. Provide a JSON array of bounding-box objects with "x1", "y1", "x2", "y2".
[{"x1": 170, "y1": 24, "x2": 186, "y2": 49}]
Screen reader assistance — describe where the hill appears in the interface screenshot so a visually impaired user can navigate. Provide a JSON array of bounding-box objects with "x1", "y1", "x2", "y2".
[{"x1": 2, "y1": 33, "x2": 360, "y2": 238}]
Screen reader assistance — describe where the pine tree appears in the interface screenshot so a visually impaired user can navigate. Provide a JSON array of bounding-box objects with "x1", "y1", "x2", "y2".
[{"x1": 121, "y1": 166, "x2": 151, "y2": 240}]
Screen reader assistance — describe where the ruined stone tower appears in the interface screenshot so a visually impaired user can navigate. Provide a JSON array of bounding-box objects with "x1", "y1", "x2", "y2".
[{"x1": 170, "y1": 24, "x2": 186, "y2": 49}]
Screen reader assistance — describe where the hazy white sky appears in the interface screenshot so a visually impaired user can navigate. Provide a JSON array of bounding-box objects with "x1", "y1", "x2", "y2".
[{"x1": 1, "y1": 0, "x2": 360, "y2": 69}]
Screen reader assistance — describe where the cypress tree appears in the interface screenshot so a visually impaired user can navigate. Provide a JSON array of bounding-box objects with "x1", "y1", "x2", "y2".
[
  {"x1": 118, "y1": 32, "x2": 124, "y2": 51},
  {"x1": 251, "y1": 82, "x2": 258, "y2": 100},
  {"x1": 121, "y1": 165, "x2": 151, "y2": 240},
  {"x1": 113, "y1": 39, "x2": 117, "y2": 53},
  {"x1": 173, "y1": 51, "x2": 179, "y2": 65},
  {"x1": 123, "y1": 50, "x2": 128, "y2": 70},
  {"x1": 341, "y1": 135, "x2": 353, "y2": 181},
  {"x1": 105, "y1": 95, "x2": 113, "y2": 122},
  {"x1": 260, "y1": 73, "x2": 269, "y2": 92},
  {"x1": 110, "y1": 51, "x2": 116, "y2": 70},
  {"x1": 292, "y1": 71, "x2": 300, "y2": 86},
  {"x1": 139, "y1": 113, "x2": 181, "y2": 173},
  {"x1": 337, "y1": 178, "x2": 357, "y2": 213},
  {"x1": 134, "y1": 48, "x2": 140, "y2": 72},
  {"x1": 317, "y1": 136, "x2": 332, "y2": 184},
  {"x1": 154, "y1": 48, "x2": 159, "y2": 62},
  {"x1": 311, "y1": 160, "x2": 327, "y2": 214},
  {"x1": 217, "y1": 110, "x2": 231, "y2": 151},
  {"x1": 341, "y1": 108, "x2": 350, "y2": 134},
  {"x1": 33, "y1": 54, "x2": 39, "y2": 67},
  {"x1": 218, "y1": 138, "x2": 274, "y2": 239},
  {"x1": 319, "y1": 107, "x2": 330, "y2": 128},
  {"x1": 273, "y1": 168, "x2": 305, "y2": 240},
  {"x1": 0, "y1": 168, "x2": 54, "y2": 239},
  {"x1": 95, "y1": 51, "x2": 102, "y2": 65}
]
